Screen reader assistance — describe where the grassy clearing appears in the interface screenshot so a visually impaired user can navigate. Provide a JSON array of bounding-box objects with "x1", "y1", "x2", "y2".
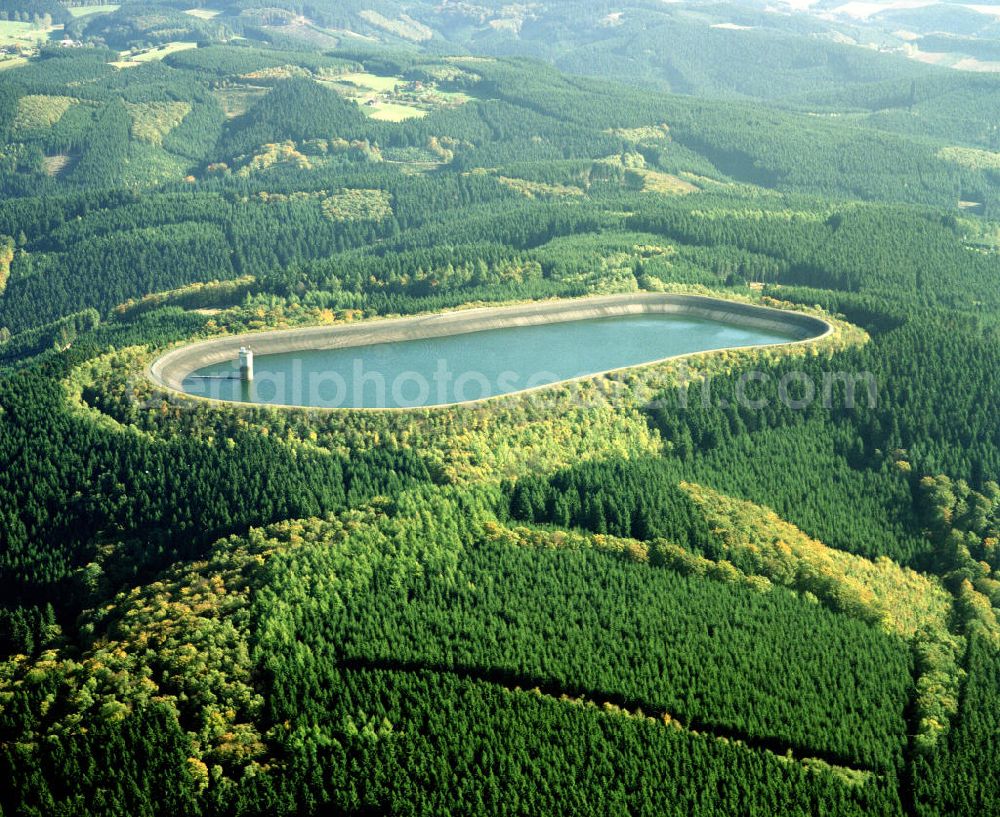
[
  {"x1": 261, "y1": 20, "x2": 339, "y2": 48},
  {"x1": 112, "y1": 40, "x2": 197, "y2": 67},
  {"x1": 184, "y1": 7, "x2": 219, "y2": 19},
  {"x1": 129, "y1": 40, "x2": 198, "y2": 61},
  {"x1": 212, "y1": 85, "x2": 268, "y2": 118},
  {"x1": 125, "y1": 100, "x2": 192, "y2": 145},
  {"x1": 329, "y1": 71, "x2": 470, "y2": 121},
  {"x1": 66, "y1": 4, "x2": 119, "y2": 17},
  {"x1": 639, "y1": 169, "x2": 699, "y2": 195},
  {"x1": 0, "y1": 19, "x2": 60, "y2": 47},
  {"x1": 13, "y1": 94, "x2": 76, "y2": 132},
  {"x1": 366, "y1": 102, "x2": 426, "y2": 121},
  {"x1": 358, "y1": 9, "x2": 432, "y2": 42},
  {"x1": 333, "y1": 71, "x2": 401, "y2": 93},
  {"x1": 0, "y1": 56, "x2": 27, "y2": 70},
  {"x1": 42, "y1": 154, "x2": 73, "y2": 176},
  {"x1": 324, "y1": 26, "x2": 377, "y2": 42}
]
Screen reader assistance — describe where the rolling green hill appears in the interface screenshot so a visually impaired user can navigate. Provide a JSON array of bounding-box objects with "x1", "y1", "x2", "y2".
[{"x1": 0, "y1": 10, "x2": 997, "y2": 817}]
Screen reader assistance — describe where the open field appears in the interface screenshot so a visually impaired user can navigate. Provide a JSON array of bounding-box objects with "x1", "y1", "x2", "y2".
[
  {"x1": 41, "y1": 154, "x2": 73, "y2": 176},
  {"x1": 325, "y1": 26, "x2": 377, "y2": 42},
  {"x1": 333, "y1": 71, "x2": 401, "y2": 93},
  {"x1": 358, "y1": 9, "x2": 433, "y2": 42},
  {"x1": 261, "y1": 21, "x2": 339, "y2": 48},
  {"x1": 326, "y1": 72, "x2": 419, "y2": 120},
  {"x1": 902, "y1": 44, "x2": 1000, "y2": 71},
  {"x1": 212, "y1": 85, "x2": 268, "y2": 118},
  {"x1": 0, "y1": 20, "x2": 60, "y2": 47},
  {"x1": 66, "y1": 4, "x2": 119, "y2": 17},
  {"x1": 184, "y1": 7, "x2": 220, "y2": 19},
  {"x1": 112, "y1": 40, "x2": 197, "y2": 68},
  {"x1": 366, "y1": 102, "x2": 427, "y2": 121},
  {"x1": 639, "y1": 169, "x2": 700, "y2": 195},
  {"x1": 328, "y1": 71, "x2": 472, "y2": 120},
  {"x1": 128, "y1": 40, "x2": 198, "y2": 62}
]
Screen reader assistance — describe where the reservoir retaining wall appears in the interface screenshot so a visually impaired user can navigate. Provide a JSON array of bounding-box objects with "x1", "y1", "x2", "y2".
[{"x1": 148, "y1": 292, "x2": 832, "y2": 395}]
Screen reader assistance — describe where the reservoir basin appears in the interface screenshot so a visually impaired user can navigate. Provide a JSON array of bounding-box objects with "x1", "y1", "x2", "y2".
[
  {"x1": 150, "y1": 293, "x2": 831, "y2": 410},
  {"x1": 180, "y1": 312, "x2": 802, "y2": 409}
]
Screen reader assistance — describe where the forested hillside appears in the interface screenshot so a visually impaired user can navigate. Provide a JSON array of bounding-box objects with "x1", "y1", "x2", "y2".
[{"x1": 0, "y1": 4, "x2": 998, "y2": 815}]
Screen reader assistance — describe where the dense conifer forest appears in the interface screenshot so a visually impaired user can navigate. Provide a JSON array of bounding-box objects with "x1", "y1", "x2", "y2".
[{"x1": 0, "y1": 0, "x2": 999, "y2": 814}]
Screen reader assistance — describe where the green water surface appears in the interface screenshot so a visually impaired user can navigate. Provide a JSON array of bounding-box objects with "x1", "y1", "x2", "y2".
[{"x1": 182, "y1": 314, "x2": 796, "y2": 408}]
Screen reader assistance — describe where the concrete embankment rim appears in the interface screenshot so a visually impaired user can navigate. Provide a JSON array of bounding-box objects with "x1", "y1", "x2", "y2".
[{"x1": 146, "y1": 292, "x2": 834, "y2": 411}]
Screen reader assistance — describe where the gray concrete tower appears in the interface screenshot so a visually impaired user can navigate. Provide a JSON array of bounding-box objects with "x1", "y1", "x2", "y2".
[{"x1": 239, "y1": 346, "x2": 254, "y2": 381}]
